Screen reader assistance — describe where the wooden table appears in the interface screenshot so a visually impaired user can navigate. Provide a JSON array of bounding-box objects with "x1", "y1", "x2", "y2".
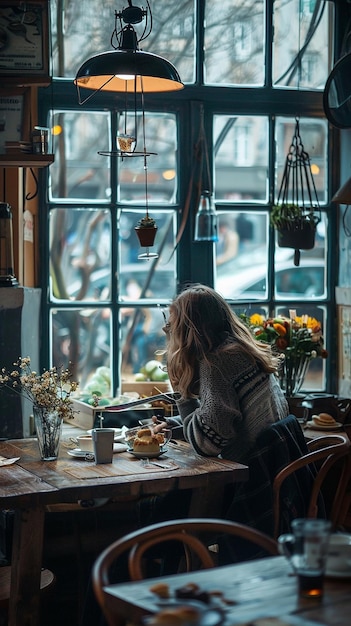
[
  {"x1": 104, "y1": 555, "x2": 351, "y2": 625},
  {"x1": 0, "y1": 437, "x2": 248, "y2": 626}
]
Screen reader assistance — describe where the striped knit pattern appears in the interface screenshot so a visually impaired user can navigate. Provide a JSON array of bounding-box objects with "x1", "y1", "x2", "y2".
[{"x1": 178, "y1": 347, "x2": 289, "y2": 462}]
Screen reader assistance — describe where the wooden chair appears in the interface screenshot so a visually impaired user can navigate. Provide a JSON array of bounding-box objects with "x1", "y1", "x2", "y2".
[
  {"x1": 0, "y1": 566, "x2": 55, "y2": 622},
  {"x1": 273, "y1": 433, "x2": 350, "y2": 538},
  {"x1": 92, "y1": 518, "x2": 278, "y2": 626}
]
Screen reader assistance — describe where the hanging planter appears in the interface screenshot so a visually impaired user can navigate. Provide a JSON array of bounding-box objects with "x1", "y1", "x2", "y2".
[
  {"x1": 271, "y1": 119, "x2": 321, "y2": 266},
  {"x1": 272, "y1": 204, "x2": 319, "y2": 252},
  {"x1": 135, "y1": 215, "x2": 158, "y2": 248}
]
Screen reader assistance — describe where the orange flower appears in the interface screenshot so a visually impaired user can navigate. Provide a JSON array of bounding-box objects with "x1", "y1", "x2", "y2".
[{"x1": 273, "y1": 323, "x2": 287, "y2": 336}]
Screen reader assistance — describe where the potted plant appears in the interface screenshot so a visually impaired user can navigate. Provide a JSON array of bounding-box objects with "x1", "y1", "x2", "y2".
[
  {"x1": 270, "y1": 204, "x2": 320, "y2": 265},
  {"x1": 135, "y1": 215, "x2": 158, "y2": 248}
]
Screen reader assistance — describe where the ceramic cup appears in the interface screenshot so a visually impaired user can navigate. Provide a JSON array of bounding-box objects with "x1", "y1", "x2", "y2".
[
  {"x1": 278, "y1": 518, "x2": 331, "y2": 598},
  {"x1": 91, "y1": 428, "x2": 115, "y2": 464},
  {"x1": 326, "y1": 533, "x2": 351, "y2": 573},
  {"x1": 77, "y1": 435, "x2": 94, "y2": 453}
]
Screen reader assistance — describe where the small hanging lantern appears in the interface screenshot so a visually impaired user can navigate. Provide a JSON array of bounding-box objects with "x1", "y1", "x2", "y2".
[
  {"x1": 194, "y1": 106, "x2": 218, "y2": 243},
  {"x1": 194, "y1": 190, "x2": 218, "y2": 242},
  {"x1": 0, "y1": 202, "x2": 18, "y2": 287}
]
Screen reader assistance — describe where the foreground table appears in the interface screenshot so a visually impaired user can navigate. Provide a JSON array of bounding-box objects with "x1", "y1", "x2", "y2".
[
  {"x1": 0, "y1": 437, "x2": 248, "y2": 626},
  {"x1": 104, "y1": 555, "x2": 351, "y2": 626}
]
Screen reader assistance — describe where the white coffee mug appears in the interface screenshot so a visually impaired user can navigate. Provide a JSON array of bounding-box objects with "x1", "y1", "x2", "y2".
[{"x1": 327, "y1": 533, "x2": 351, "y2": 572}]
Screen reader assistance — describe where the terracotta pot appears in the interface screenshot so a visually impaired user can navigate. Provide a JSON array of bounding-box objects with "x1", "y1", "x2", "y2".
[{"x1": 135, "y1": 226, "x2": 158, "y2": 247}]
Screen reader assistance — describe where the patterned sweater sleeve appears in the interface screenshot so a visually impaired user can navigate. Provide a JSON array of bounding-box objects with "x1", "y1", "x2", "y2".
[{"x1": 177, "y1": 353, "x2": 244, "y2": 456}]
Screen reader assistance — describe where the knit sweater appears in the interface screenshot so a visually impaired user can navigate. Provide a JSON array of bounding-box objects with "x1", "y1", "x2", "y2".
[{"x1": 172, "y1": 346, "x2": 289, "y2": 462}]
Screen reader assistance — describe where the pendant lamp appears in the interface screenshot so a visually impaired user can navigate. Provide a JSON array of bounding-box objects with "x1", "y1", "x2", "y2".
[{"x1": 74, "y1": 1, "x2": 184, "y2": 104}]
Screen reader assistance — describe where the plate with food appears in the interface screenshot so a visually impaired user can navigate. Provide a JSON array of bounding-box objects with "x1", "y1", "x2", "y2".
[
  {"x1": 306, "y1": 413, "x2": 343, "y2": 431},
  {"x1": 143, "y1": 600, "x2": 224, "y2": 626},
  {"x1": 128, "y1": 447, "x2": 168, "y2": 459},
  {"x1": 125, "y1": 426, "x2": 171, "y2": 458}
]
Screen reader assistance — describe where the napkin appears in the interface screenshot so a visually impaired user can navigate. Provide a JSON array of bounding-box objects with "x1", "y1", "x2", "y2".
[{"x1": 0, "y1": 455, "x2": 20, "y2": 466}]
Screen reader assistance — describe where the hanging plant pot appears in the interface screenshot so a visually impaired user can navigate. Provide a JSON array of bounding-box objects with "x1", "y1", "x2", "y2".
[
  {"x1": 135, "y1": 216, "x2": 158, "y2": 247},
  {"x1": 135, "y1": 225, "x2": 158, "y2": 247},
  {"x1": 277, "y1": 219, "x2": 316, "y2": 250}
]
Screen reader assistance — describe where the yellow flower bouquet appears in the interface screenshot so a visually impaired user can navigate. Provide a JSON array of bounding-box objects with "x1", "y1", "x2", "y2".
[{"x1": 240, "y1": 311, "x2": 328, "y2": 396}]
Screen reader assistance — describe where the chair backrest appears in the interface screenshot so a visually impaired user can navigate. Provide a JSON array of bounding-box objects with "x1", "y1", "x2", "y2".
[
  {"x1": 222, "y1": 415, "x2": 350, "y2": 557},
  {"x1": 273, "y1": 433, "x2": 350, "y2": 538},
  {"x1": 92, "y1": 518, "x2": 278, "y2": 626}
]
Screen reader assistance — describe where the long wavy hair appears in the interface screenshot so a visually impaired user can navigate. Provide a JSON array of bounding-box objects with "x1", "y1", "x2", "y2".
[{"x1": 166, "y1": 284, "x2": 279, "y2": 398}]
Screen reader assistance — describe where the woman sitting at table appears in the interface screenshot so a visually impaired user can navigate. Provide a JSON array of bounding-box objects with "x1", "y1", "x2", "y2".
[{"x1": 155, "y1": 283, "x2": 289, "y2": 462}]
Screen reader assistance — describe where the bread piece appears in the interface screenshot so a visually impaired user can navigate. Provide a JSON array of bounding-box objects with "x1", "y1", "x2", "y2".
[
  {"x1": 133, "y1": 435, "x2": 160, "y2": 454},
  {"x1": 312, "y1": 413, "x2": 336, "y2": 426},
  {"x1": 149, "y1": 606, "x2": 200, "y2": 625},
  {"x1": 149, "y1": 582, "x2": 170, "y2": 599}
]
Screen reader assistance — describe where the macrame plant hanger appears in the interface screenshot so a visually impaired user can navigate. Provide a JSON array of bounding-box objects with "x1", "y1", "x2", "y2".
[{"x1": 275, "y1": 118, "x2": 321, "y2": 266}]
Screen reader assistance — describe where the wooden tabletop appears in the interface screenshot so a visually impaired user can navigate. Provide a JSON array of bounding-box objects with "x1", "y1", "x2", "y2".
[
  {"x1": 0, "y1": 437, "x2": 248, "y2": 508},
  {"x1": 0, "y1": 436, "x2": 248, "y2": 626},
  {"x1": 104, "y1": 555, "x2": 351, "y2": 626}
]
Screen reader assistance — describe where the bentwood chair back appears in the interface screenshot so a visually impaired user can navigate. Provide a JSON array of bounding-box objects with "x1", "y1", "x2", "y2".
[
  {"x1": 92, "y1": 518, "x2": 278, "y2": 626},
  {"x1": 272, "y1": 433, "x2": 350, "y2": 538}
]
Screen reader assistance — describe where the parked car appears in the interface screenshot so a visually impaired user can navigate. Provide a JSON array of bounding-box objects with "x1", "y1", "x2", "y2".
[{"x1": 216, "y1": 257, "x2": 325, "y2": 300}]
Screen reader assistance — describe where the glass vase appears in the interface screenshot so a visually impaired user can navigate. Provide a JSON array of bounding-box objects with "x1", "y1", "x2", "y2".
[
  {"x1": 34, "y1": 406, "x2": 62, "y2": 461},
  {"x1": 278, "y1": 353, "x2": 311, "y2": 397}
]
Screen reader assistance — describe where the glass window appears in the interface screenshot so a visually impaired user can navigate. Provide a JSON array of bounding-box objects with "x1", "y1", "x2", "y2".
[
  {"x1": 50, "y1": 0, "x2": 195, "y2": 83},
  {"x1": 49, "y1": 208, "x2": 111, "y2": 302},
  {"x1": 204, "y1": 0, "x2": 265, "y2": 86},
  {"x1": 214, "y1": 116, "x2": 269, "y2": 202},
  {"x1": 273, "y1": 0, "x2": 333, "y2": 89},
  {"x1": 275, "y1": 117, "x2": 328, "y2": 206},
  {"x1": 51, "y1": 307, "x2": 112, "y2": 392},
  {"x1": 215, "y1": 212, "x2": 268, "y2": 299},
  {"x1": 43, "y1": 1, "x2": 336, "y2": 396},
  {"x1": 119, "y1": 210, "x2": 177, "y2": 302},
  {"x1": 49, "y1": 111, "x2": 110, "y2": 201},
  {"x1": 118, "y1": 113, "x2": 178, "y2": 204}
]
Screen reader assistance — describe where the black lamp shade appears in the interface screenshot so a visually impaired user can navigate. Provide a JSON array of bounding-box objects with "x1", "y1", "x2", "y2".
[{"x1": 74, "y1": 49, "x2": 184, "y2": 94}]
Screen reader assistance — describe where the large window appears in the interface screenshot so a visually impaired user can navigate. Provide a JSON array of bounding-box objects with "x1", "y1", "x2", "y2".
[{"x1": 40, "y1": 0, "x2": 337, "y2": 396}]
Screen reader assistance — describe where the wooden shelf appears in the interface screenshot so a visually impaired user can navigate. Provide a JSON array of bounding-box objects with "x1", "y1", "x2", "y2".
[{"x1": 0, "y1": 154, "x2": 54, "y2": 167}]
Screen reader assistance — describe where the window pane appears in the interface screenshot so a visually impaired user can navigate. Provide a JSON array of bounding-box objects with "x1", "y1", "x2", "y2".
[
  {"x1": 51, "y1": 308, "x2": 112, "y2": 392},
  {"x1": 119, "y1": 113, "x2": 177, "y2": 204},
  {"x1": 49, "y1": 208, "x2": 111, "y2": 302},
  {"x1": 273, "y1": 0, "x2": 334, "y2": 89},
  {"x1": 214, "y1": 115, "x2": 269, "y2": 201},
  {"x1": 121, "y1": 306, "x2": 167, "y2": 377},
  {"x1": 215, "y1": 211, "x2": 268, "y2": 299},
  {"x1": 50, "y1": 0, "x2": 195, "y2": 83},
  {"x1": 274, "y1": 215, "x2": 327, "y2": 300},
  {"x1": 275, "y1": 117, "x2": 328, "y2": 205},
  {"x1": 205, "y1": 0, "x2": 265, "y2": 86},
  {"x1": 119, "y1": 210, "x2": 176, "y2": 302},
  {"x1": 50, "y1": 111, "x2": 110, "y2": 201}
]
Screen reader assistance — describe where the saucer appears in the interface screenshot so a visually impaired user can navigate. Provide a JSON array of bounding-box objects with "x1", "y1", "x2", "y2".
[
  {"x1": 144, "y1": 600, "x2": 223, "y2": 626},
  {"x1": 128, "y1": 447, "x2": 168, "y2": 459},
  {"x1": 306, "y1": 420, "x2": 343, "y2": 431},
  {"x1": 67, "y1": 449, "x2": 94, "y2": 459},
  {"x1": 325, "y1": 567, "x2": 351, "y2": 579}
]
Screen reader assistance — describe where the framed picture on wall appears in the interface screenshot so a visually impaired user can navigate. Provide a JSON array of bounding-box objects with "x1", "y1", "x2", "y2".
[
  {"x1": 0, "y1": 0, "x2": 50, "y2": 84},
  {"x1": 0, "y1": 87, "x2": 31, "y2": 154}
]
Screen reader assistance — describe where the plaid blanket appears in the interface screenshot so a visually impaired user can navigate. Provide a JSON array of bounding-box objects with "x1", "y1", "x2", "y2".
[{"x1": 219, "y1": 414, "x2": 324, "y2": 563}]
